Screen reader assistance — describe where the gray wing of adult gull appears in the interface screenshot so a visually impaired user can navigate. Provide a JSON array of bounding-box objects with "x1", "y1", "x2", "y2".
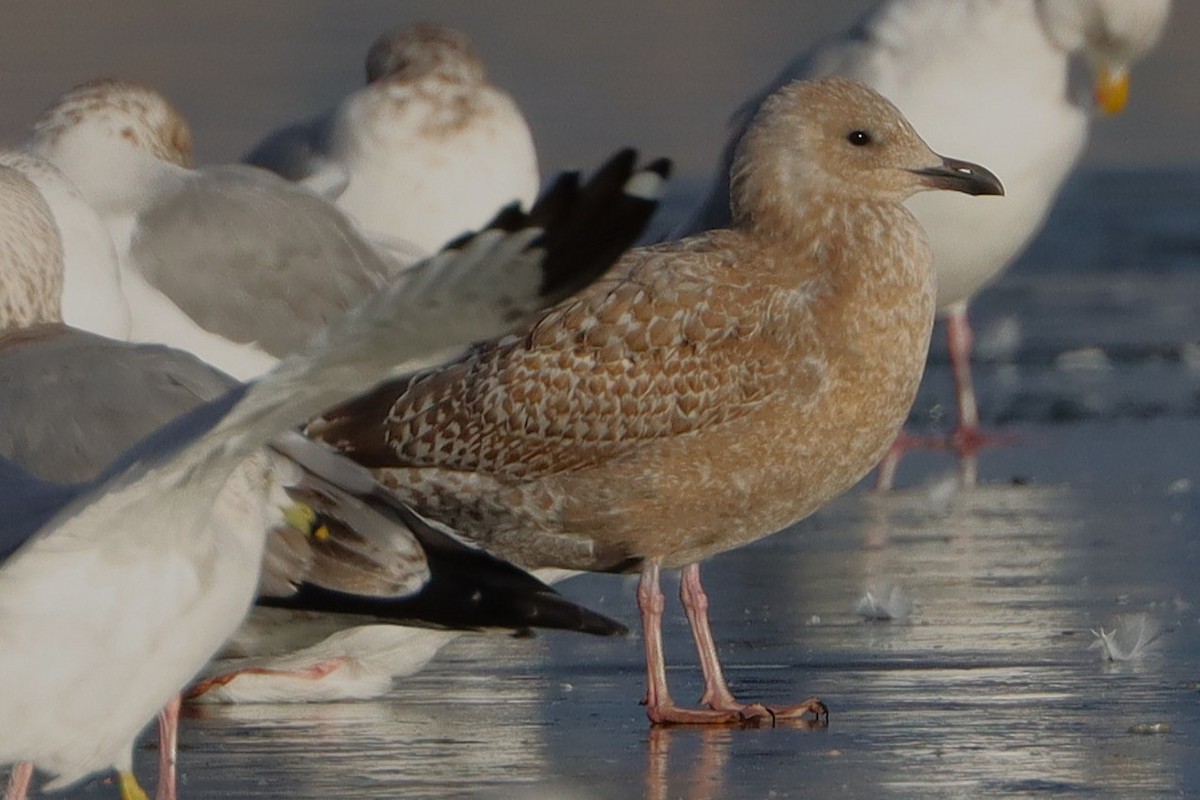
[
  {"x1": 131, "y1": 164, "x2": 395, "y2": 357},
  {"x1": 242, "y1": 113, "x2": 349, "y2": 197},
  {"x1": 0, "y1": 324, "x2": 236, "y2": 482},
  {"x1": 0, "y1": 382, "x2": 246, "y2": 574},
  {"x1": 0, "y1": 458, "x2": 82, "y2": 563}
]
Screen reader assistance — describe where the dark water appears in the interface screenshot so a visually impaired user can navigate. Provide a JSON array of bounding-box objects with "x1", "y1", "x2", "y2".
[{"x1": 39, "y1": 170, "x2": 1200, "y2": 798}]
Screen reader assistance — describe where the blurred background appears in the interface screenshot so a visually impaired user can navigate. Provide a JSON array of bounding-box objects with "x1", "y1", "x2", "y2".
[
  {"x1": 0, "y1": 1, "x2": 1197, "y2": 176},
  {"x1": 4, "y1": 5, "x2": 1200, "y2": 797}
]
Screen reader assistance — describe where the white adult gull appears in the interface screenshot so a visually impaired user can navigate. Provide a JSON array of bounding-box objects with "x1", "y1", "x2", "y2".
[
  {"x1": 26, "y1": 79, "x2": 400, "y2": 380},
  {"x1": 681, "y1": 0, "x2": 1172, "y2": 487},
  {"x1": 244, "y1": 22, "x2": 540, "y2": 254},
  {"x1": 0, "y1": 155, "x2": 649, "y2": 796},
  {"x1": 0, "y1": 154, "x2": 640, "y2": 798}
]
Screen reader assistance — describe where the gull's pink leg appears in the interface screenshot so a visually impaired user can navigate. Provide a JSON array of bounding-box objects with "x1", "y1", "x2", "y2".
[
  {"x1": 876, "y1": 302, "x2": 1017, "y2": 490},
  {"x1": 4, "y1": 763, "x2": 32, "y2": 800},
  {"x1": 680, "y1": 563, "x2": 827, "y2": 724},
  {"x1": 639, "y1": 559, "x2": 670, "y2": 713},
  {"x1": 186, "y1": 659, "x2": 345, "y2": 700},
  {"x1": 155, "y1": 695, "x2": 180, "y2": 800},
  {"x1": 638, "y1": 561, "x2": 743, "y2": 725},
  {"x1": 874, "y1": 430, "x2": 939, "y2": 491},
  {"x1": 947, "y1": 302, "x2": 981, "y2": 486},
  {"x1": 946, "y1": 302, "x2": 1020, "y2": 485},
  {"x1": 679, "y1": 563, "x2": 762, "y2": 714}
]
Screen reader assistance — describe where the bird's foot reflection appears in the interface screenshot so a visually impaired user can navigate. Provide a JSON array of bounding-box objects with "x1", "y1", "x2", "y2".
[
  {"x1": 644, "y1": 707, "x2": 827, "y2": 800},
  {"x1": 874, "y1": 426, "x2": 1020, "y2": 490},
  {"x1": 646, "y1": 725, "x2": 730, "y2": 800}
]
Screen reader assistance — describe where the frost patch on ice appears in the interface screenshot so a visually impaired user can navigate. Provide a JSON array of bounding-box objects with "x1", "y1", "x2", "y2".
[
  {"x1": 855, "y1": 584, "x2": 913, "y2": 622},
  {"x1": 923, "y1": 471, "x2": 961, "y2": 516},
  {"x1": 1090, "y1": 613, "x2": 1163, "y2": 661},
  {"x1": 975, "y1": 316, "x2": 1022, "y2": 362},
  {"x1": 1179, "y1": 342, "x2": 1200, "y2": 372},
  {"x1": 1055, "y1": 347, "x2": 1113, "y2": 372},
  {"x1": 1166, "y1": 478, "x2": 1192, "y2": 496}
]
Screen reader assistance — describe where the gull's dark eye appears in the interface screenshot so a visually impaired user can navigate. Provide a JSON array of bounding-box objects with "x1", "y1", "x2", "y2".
[{"x1": 847, "y1": 130, "x2": 872, "y2": 146}]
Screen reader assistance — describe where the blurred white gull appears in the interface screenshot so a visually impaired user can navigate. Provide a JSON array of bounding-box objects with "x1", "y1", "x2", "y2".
[
  {"x1": 0, "y1": 150, "x2": 130, "y2": 340},
  {"x1": 0, "y1": 152, "x2": 665, "y2": 728},
  {"x1": 245, "y1": 22, "x2": 540, "y2": 254},
  {"x1": 0, "y1": 152, "x2": 230, "y2": 486},
  {"x1": 682, "y1": 0, "x2": 1172, "y2": 487},
  {"x1": 26, "y1": 79, "x2": 404, "y2": 380},
  {"x1": 0, "y1": 151, "x2": 640, "y2": 798}
]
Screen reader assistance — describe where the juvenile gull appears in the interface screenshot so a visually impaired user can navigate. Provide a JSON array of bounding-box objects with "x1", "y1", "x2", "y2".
[
  {"x1": 0, "y1": 159, "x2": 641, "y2": 796},
  {"x1": 180, "y1": 148, "x2": 669, "y2": 704},
  {"x1": 245, "y1": 22, "x2": 540, "y2": 253},
  {"x1": 308, "y1": 77, "x2": 1004, "y2": 724},
  {"x1": 682, "y1": 0, "x2": 1171, "y2": 487}
]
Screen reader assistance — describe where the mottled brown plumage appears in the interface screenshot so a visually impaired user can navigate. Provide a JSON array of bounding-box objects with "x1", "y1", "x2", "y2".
[
  {"x1": 309, "y1": 76, "x2": 1004, "y2": 724},
  {"x1": 0, "y1": 167, "x2": 63, "y2": 330}
]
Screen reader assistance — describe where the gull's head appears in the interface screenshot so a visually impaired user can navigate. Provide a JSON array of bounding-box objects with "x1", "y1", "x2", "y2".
[
  {"x1": 364, "y1": 22, "x2": 487, "y2": 85},
  {"x1": 731, "y1": 77, "x2": 1003, "y2": 230},
  {"x1": 28, "y1": 79, "x2": 193, "y2": 168},
  {"x1": 25, "y1": 79, "x2": 193, "y2": 215},
  {"x1": 1037, "y1": 0, "x2": 1172, "y2": 114},
  {"x1": 0, "y1": 165, "x2": 64, "y2": 330}
]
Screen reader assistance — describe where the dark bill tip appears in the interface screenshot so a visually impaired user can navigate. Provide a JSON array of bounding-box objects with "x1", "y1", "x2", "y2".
[{"x1": 911, "y1": 156, "x2": 1005, "y2": 197}]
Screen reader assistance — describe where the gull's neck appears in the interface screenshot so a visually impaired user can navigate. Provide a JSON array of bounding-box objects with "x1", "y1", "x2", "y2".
[{"x1": 27, "y1": 127, "x2": 186, "y2": 227}]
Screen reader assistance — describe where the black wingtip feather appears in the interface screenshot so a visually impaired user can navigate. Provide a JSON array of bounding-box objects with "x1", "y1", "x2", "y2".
[
  {"x1": 645, "y1": 157, "x2": 673, "y2": 180},
  {"x1": 440, "y1": 148, "x2": 671, "y2": 305},
  {"x1": 533, "y1": 148, "x2": 670, "y2": 302},
  {"x1": 260, "y1": 493, "x2": 628, "y2": 637}
]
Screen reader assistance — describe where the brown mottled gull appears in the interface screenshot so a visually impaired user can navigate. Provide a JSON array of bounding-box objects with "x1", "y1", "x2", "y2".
[{"x1": 307, "y1": 77, "x2": 1004, "y2": 724}]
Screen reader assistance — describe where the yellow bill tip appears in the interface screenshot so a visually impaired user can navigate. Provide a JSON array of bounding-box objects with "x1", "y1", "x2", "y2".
[
  {"x1": 1095, "y1": 65, "x2": 1131, "y2": 116},
  {"x1": 118, "y1": 771, "x2": 151, "y2": 800}
]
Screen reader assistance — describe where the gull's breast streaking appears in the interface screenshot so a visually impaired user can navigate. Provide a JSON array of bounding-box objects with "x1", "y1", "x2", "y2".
[{"x1": 0, "y1": 150, "x2": 129, "y2": 340}]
